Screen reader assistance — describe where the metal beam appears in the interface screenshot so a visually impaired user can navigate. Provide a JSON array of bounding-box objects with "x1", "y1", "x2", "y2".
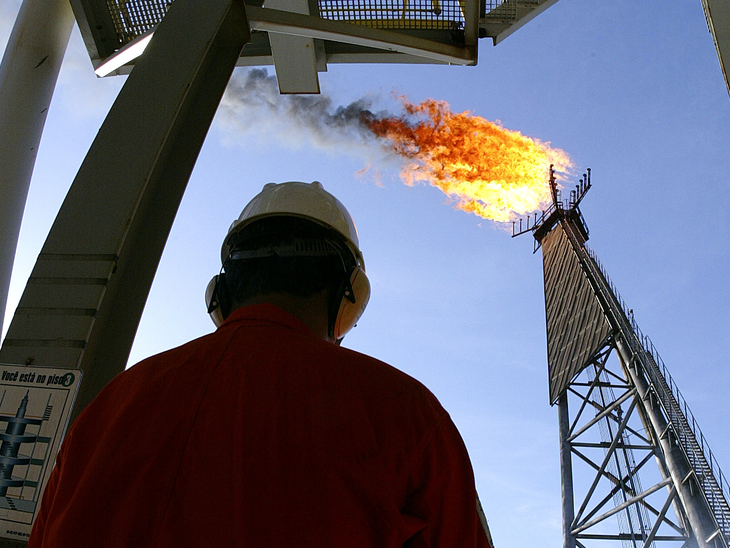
[
  {"x1": 0, "y1": 0, "x2": 250, "y2": 425},
  {"x1": 480, "y1": 0, "x2": 561, "y2": 45},
  {"x1": 0, "y1": 0, "x2": 74, "y2": 336},
  {"x1": 576, "y1": 450, "x2": 656, "y2": 529},
  {"x1": 572, "y1": 396, "x2": 639, "y2": 528},
  {"x1": 93, "y1": 5, "x2": 475, "y2": 77},
  {"x1": 567, "y1": 350, "x2": 611, "y2": 435},
  {"x1": 464, "y1": 0, "x2": 479, "y2": 62},
  {"x1": 266, "y1": 0, "x2": 321, "y2": 93},
  {"x1": 643, "y1": 486, "x2": 680, "y2": 548},
  {"x1": 616, "y1": 342, "x2": 720, "y2": 548},
  {"x1": 568, "y1": 387, "x2": 636, "y2": 442},
  {"x1": 701, "y1": 0, "x2": 730, "y2": 98},
  {"x1": 246, "y1": 6, "x2": 477, "y2": 65},
  {"x1": 569, "y1": 445, "x2": 687, "y2": 536},
  {"x1": 572, "y1": 478, "x2": 673, "y2": 535},
  {"x1": 559, "y1": 393, "x2": 577, "y2": 548}
]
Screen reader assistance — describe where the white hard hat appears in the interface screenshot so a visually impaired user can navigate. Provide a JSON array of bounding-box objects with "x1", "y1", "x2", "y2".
[
  {"x1": 222, "y1": 181, "x2": 363, "y2": 268},
  {"x1": 208, "y1": 181, "x2": 370, "y2": 340}
]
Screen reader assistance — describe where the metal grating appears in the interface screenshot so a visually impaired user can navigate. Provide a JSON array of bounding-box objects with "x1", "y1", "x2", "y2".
[
  {"x1": 483, "y1": 0, "x2": 540, "y2": 21},
  {"x1": 101, "y1": 0, "x2": 466, "y2": 51},
  {"x1": 317, "y1": 0, "x2": 466, "y2": 30},
  {"x1": 483, "y1": 0, "x2": 512, "y2": 19},
  {"x1": 106, "y1": 0, "x2": 171, "y2": 47}
]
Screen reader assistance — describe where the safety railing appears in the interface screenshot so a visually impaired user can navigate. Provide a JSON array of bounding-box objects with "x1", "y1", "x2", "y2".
[{"x1": 585, "y1": 245, "x2": 730, "y2": 539}]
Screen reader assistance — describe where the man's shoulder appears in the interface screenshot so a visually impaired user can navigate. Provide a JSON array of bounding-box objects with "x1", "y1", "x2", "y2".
[
  {"x1": 320, "y1": 342, "x2": 448, "y2": 419},
  {"x1": 332, "y1": 343, "x2": 421, "y2": 384},
  {"x1": 70, "y1": 329, "x2": 231, "y2": 433},
  {"x1": 91, "y1": 328, "x2": 230, "y2": 401},
  {"x1": 128, "y1": 326, "x2": 235, "y2": 373}
]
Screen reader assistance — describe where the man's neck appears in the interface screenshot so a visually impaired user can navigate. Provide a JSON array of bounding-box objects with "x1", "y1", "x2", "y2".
[{"x1": 236, "y1": 292, "x2": 333, "y2": 342}]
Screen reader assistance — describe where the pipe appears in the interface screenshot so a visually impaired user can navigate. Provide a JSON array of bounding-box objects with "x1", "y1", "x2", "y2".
[{"x1": 615, "y1": 337, "x2": 720, "y2": 548}]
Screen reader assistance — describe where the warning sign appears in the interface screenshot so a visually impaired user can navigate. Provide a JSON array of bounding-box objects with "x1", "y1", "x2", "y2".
[{"x1": 0, "y1": 364, "x2": 81, "y2": 541}]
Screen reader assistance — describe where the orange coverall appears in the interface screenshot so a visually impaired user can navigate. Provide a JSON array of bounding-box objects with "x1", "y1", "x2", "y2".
[{"x1": 29, "y1": 304, "x2": 491, "y2": 548}]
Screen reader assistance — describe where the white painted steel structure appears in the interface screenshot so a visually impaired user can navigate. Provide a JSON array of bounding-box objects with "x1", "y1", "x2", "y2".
[
  {"x1": 0, "y1": 0, "x2": 250, "y2": 431},
  {"x1": 0, "y1": 0, "x2": 550, "y2": 432},
  {"x1": 0, "y1": 0, "x2": 74, "y2": 336},
  {"x1": 0, "y1": 2, "x2": 537, "y2": 543}
]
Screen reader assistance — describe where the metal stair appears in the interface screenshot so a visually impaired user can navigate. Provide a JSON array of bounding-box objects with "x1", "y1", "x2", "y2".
[
  {"x1": 583, "y1": 243, "x2": 730, "y2": 545},
  {"x1": 638, "y1": 344, "x2": 730, "y2": 541}
]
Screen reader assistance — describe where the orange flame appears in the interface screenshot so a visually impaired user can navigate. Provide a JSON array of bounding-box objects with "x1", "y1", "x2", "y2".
[{"x1": 364, "y1": 97, "x2": 572, "y2": 222}]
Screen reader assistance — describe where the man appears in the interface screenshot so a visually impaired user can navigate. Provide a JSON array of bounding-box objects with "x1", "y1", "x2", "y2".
[{"x1": 29, "y1": 181, "x2": 492, "y2": 547}]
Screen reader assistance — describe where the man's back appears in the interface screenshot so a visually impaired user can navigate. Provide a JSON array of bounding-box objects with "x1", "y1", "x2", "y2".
[{"x1": 29, "y1": 304, "x2": 488, "y2": 547}]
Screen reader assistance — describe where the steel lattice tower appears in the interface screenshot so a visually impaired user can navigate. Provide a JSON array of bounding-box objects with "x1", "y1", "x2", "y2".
[{"x1": 515, "y1": 169, "x2": 730, "y2": 548}]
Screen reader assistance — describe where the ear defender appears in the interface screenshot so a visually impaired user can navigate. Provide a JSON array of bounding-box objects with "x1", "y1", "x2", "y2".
[
  {"x1": 332, "y1": 266, "x2": 370, "y2": 341},
  {"x1": 205, "y1": 274, "x2": 227, "y2": 328},
  {"x1": 208, "y1": 265, "x2": 369, "y2": 336}
]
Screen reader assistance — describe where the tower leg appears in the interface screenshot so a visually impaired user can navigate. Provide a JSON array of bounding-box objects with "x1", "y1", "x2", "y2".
[
  {"x1": 558, "y1": 392, "x2": 577, "y2": 548},
  {"x1": 0, "y1": 0, "x2": 250, "y2": 425},
  {"x1": 0, "y1": 0, "x2": 74, "y2": 335}
]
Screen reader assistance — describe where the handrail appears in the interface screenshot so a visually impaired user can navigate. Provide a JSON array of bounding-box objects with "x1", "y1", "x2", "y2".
[{"x1": 584, "y1": 244, "x2": 730, "y2": 536}]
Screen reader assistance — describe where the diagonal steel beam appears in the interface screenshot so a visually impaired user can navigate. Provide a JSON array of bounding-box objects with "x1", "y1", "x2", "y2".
[
  {"x1": 643, "y1": 486, "x2": 680, "y2": 548},
  {"x1": 568, "y1": 352, "x2": 611, "y2": 435},
  {"x1": 572, "y1": 447, "x2": 623, "y2": 487},
  {"x1": 573, "y1": 396, "x2": 638, "y2": 527},
  {"x1": 245, "y1": 6, "x2": 476, "y2": 65},
  {"x1": 0, "y1": 0, "x2": 250, "y2": 425},
  {"x1": 571, "y1": 385, "x2": 652, "y2": 445},
  {"x1": 571, "y1": 445, "x2": 684, "y2": 534},
  {"x1": 573, "y1": 477, "x2": 674, "y2": 535},
  {"x1": 578, "y1": 450, "x2": 655, "y2": 527},
  {"x1": 568, "y1": 387, "x2": 636, "y2": 442}
]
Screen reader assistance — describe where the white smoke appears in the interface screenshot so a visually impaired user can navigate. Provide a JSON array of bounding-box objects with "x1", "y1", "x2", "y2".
[{"x1": 217, "y1": 68, "x2": 392, "y2": 164}]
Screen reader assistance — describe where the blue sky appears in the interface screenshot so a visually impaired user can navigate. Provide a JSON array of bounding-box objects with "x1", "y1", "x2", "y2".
[{"x1": 2, "y1": 1, "x2": 730, "y2": 545}]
